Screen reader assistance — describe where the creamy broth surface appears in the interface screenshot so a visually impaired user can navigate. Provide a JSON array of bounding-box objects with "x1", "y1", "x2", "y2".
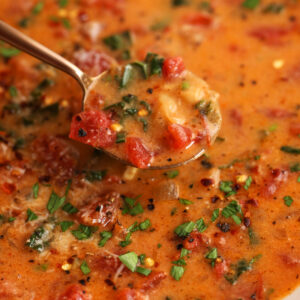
[{"x1": 0, "y1": 0, "x2": 299, "y2": 300}]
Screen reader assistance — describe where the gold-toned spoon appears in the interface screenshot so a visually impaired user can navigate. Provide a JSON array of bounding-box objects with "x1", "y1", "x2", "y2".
[{"x1": 0, "y1": 20, "x2": 221, "y2": 170}]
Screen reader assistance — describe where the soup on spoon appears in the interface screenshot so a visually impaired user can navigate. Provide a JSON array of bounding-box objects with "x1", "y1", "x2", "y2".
[{"x1": 69, "y1": 53, "x2": 221, "y2": 169}]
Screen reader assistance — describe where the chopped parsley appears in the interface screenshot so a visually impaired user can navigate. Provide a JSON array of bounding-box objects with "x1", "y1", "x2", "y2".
[
  {"x1": 172, "y1": 0, "x2": 189, "y2": 6},
  {"x1": 122, "y1": 196, "x2": 144, "y2": 216},
  {"x1": 9, "y1": 86, "x2": 18, "y2": 98},
  {"x1": 211, "y1": 209, "x2": 219, "y2": 222},
  {"x1": 26, "y1": 226, "x2": 51, "y2": 252},
  {"x1": 262, "y1": 3, "x2": 284, "y2": 13},
  {"x1": 62, "y1": 202, "x2": 78, "y2": 214},
  {"x1": 26, "y1": 209, "x2": 38, "y2": 222},
  {"x1": 60, "y1": 221, "x2": 74, "y2": 232},
  {"x1": 98, "y1": 231, "x2": 112, "y2": 247},
  {"x1": 119, "y1": 252, "x2": 138, "y2": 272},
  {"x1": 58, "y1": 0, "x2": 68, "y2": 7},
  {"x1": 139, "y1": 219, "x2": 151, "y2": 230},
  {"x1": 205, "y1": 248, "x2": 218, "y2": 262},
  {"x1": 290, "y1": 163, "x2": 300, "y2": 172},
  {"x1": 244, "y1": 176, "x2": 252, "y2": 190},
  {"x1": 71, "y1": 225, "x2": 97, "y2": 240},
  {"x1": 84, "y1": 170, "x2": 107, "y2": 182},
  {"x1": 0, "y1": 47, "x2": 20, "y2": 58},
  {"x1": 242, "y1": 0, "x2": 260, "y2": 9},
  {"x1": 195, "y1": 218, "x2": 207, "y2": 232},
  {"x1": 164, "y1": 170, "x2": 179, "y2": 178},
  {"x1": 283, "y1": 195, "x2": 293, "y2": 207},
  {"x1": 170, "y1": 265, "x2": 185, "y2": 280},
  {"x1": 32, "y1": 1, "x2": 44, "y2": 15},
  {"x1": 248, "y1": 227, "x2": 260, "y2": 245},
  {"x1": 32, "y1": 182, "x2": 39, "y2": 199},
  {"x1": 219, "y1": 181, "x2": 236, "y2": 197},
  {"x1": 181, "y1": 81, "x2": 190, "y2": 90},
  {"x1": 80, "y1": 261, "x2": 91, "y2": 275},
  {"x1": 224, "y1": 255, "x2": 262, "y2": 284},
  {"x1": 179, "y1": 198, "x2": 193, "y2": 205},
  {"x1": 222, "y1": 201, "x2": 243, "y2": 225},
  {"x1": 174, "y1": 221, "x2": 195, "y2": 237},
  {"x1": 136, "y1": 266, "x2": 152, "y2": 276},
  {"x1": 47, "y1": 191, "x2": 66, "y2": 214},
  {"x1": 280, "y1": 146, "x2": 300, "y2": 155},
  {"x1": 103, "y1": 31, "x2": 132, "y2": 51}
]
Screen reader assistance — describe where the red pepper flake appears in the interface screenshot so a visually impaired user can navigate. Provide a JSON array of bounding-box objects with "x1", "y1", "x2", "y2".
[{"x1": 1, "y1": 182, "x2": 16, "y2": 195}]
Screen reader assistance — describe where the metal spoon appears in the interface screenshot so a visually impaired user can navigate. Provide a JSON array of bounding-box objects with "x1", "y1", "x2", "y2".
[{"x1": 0, "y1": 20, "x2": 221, "y2": 170}]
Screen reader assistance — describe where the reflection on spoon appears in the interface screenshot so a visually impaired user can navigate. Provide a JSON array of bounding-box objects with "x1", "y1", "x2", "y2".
[{"x1": 69, "y1": 54, "x2": 221, "y2": 169}]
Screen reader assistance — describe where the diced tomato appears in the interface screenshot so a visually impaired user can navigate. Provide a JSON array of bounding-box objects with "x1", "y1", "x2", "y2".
[
  {"x1": 263, "y1": 108, "x2": 295, "y2": 119},
  {"x1": 260, "y1": 169, "x2": 288, "y2": 198},
  {"x1": 73, "y1": 50, "x2": 112, "y2": 77},
  {"x1": 289, "y1": 122, "x2": 300, "y2": 136},
  {"x1": 249, "y1": 26, "x2": 290, "y2": 46},
  {"x1": 125, "y1": 137, "x2": 152, "y2": 169},
  {"x1": 32, "y1": 135, "x2": 78, "y2": 184},
  {"x1": 280, "y1": 254, "x2": 300, "y2": 267},
  {"x1": 166, "y1": 124, "x2": 192, "y2": 150},
  {"x1": 76, "y1": 192, "x2": 120, "y2": 229},
  {"x1": 115, "y1": 288, "x2": 147, "y2": 300},
  {"x1": 162, "y1": 57, "x2": 185, "y2": 80},
  {"x1": 1, "y1": 182, "x2": 16, "y2": 195},
  {"x1": 183, "y1": 232, "x2": 203, "y2": 250},
  {"x1": 58, "y1": 284, "x2": 91, "y2": 300},
  {"x1": 69, "y1": 110, "x2": 116, "y2": 148},
  {"x1": 182, "y1": 13, "x2": 213, "y2": 27},
  {"x1": 214, "y1": 260, "x2": 228, "y2": 279},
  {"x1": 229, "y1": 109, "x2": 243, "y2": 126},
  {"x1": 80, "y1": 0, "x2": 124, "y2": 14},
  {"x1": 140, "y1": 271, "x2": 167, "y2": 292}
]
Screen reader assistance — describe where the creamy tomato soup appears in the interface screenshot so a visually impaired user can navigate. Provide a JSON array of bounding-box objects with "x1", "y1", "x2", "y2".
[{"x1": 0, "y1": 0, "x2": 299, "y2": 300}]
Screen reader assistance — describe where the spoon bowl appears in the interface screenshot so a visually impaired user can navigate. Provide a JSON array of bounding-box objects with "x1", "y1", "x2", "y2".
[{"x1": 0, "y1": 20, "x2": 221, "y2": 170}]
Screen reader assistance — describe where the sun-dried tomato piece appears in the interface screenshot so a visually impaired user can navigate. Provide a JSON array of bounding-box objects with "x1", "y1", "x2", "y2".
[
  {"x1": 32, "y1": 135, "x2": 78, "y2": 184},
  {"x1": 76, "y1": 192, "x2": 120, "y2": 229}
]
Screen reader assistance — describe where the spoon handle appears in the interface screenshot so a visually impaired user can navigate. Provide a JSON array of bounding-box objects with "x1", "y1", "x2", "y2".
[{"x1": 0, "y1": 20, "x2": 90, "y2": 93}]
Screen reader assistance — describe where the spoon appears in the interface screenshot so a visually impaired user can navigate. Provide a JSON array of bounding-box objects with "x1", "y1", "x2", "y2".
[{"x1": 0, "y1": 20, "x2": 221, "y2": 170}]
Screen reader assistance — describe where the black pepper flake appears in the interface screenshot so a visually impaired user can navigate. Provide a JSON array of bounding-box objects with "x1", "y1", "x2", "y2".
[
  {"x1": 211, "y1": 195, "x2": 220, "y2": 203},
  {"x1": 0, "y1": 235, "x2": 4, "y2": 239},
  {"x1": 105, "y1": 279, "x2": 114, "y2": 286},
  {"x1": 148, "y1": 198, "x2": 154, "y2": 203},
  {"x1": 251, "y1": 80, "x2": 257, "y2": 85},
  {"x1": 76, "y1": 115, "x2": 82, "y2": 122},
  {"x1": 95, "y1": 206, "x2": 101, "y2": 212},
  {"x1": 176, "y1": 244, "x2": 183, "y2": 250},
  {"x1": 201, "y1": 159, "x2": 213, "y2": 169},
  {"x1": 188, "y1": 238, "x2": 194, "y2": 243},
  {"x1": 28, "y1": 259, "x2": 34, "y2": 263},
  {"x1": 200, "y1": 178, "x2": 214, "y2": 187},
  {"x1": 217, "y1": 222, "x2": 230, "y2": 233},
  {"x1": 239, "y1": 82, "x2": 245, "y2": 87},
  {"x1": 78, "y1": 279, "x2": 86, "y2": 286},
  {"x1": 87, "y1": 276, "x2": 91, "y2": 282},
  {"x1": 243, "y1": 217, "x2": 251, "y2": 227},
  {"x1": 167, "y1": 158, "x2": 172, "y2": 162},
  {"x1": 146, "y1": 88, "x2": 153, "y2": 94},
  {"x1": 147, "y1": 203, "x2": 155, "y2": 211},
  {"x1": 78, "y1": 128, "x2": 87, "y2": 137},
  {"x1": 189, "y1": 184, "x2": 194, "y2": 189}
]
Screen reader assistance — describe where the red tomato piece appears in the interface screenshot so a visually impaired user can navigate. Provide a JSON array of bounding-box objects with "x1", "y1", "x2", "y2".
[
  {"x1": 214, "y1": 260, "x2": 228, "y2": 279},
  {"x1": 33, "y1": 135, "x2": 78, "y2": 184},
  {"x1": 263, "y1": 108, "x2": 295, "y2": 119},
  {"x1": 289, "y1": 122, "x2": 300, "y2": 136},
  {"x1": 69, "y1": 110, "x2": 116, "y2": 148},
  {"x1": 183, "y1": 231, "x2": 203, "y2": 250},
  {"x1": 1, "y1": 182, "x2": 16, "y2": 195},
  {"x1": 162, "y1": 57, "x2": 185, "y2": 80},
  {"x1": 125, "y1": 137, "x2": 152, "y2": 168},
  {"x1": 115, "y1": 288, "x2": 147, "y2": 300},
  {"x1": 167, "y1": 124, "x2": 192, "y2": 150},
  {"x1": 58, "y1": 284, "x2": 91, "y2": 300},
  {"x1": 182, "y1": 12, "x2": 213, "y2": 27},
  {"x1": 260, "y1": 169, "x2": 288, "y2": 198},
  {"x1": 249, "y1": 26, "x2": 290, "y2": 46},
  {"x1": 229, "y1": 109, "x2": 243, "y2": 126},
  {"x1": 73, "y1": 49, "x2": 112, "y2": 77},
  {"x1": 140, "y1": 271, "x2": 167, "y2": 292}
]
